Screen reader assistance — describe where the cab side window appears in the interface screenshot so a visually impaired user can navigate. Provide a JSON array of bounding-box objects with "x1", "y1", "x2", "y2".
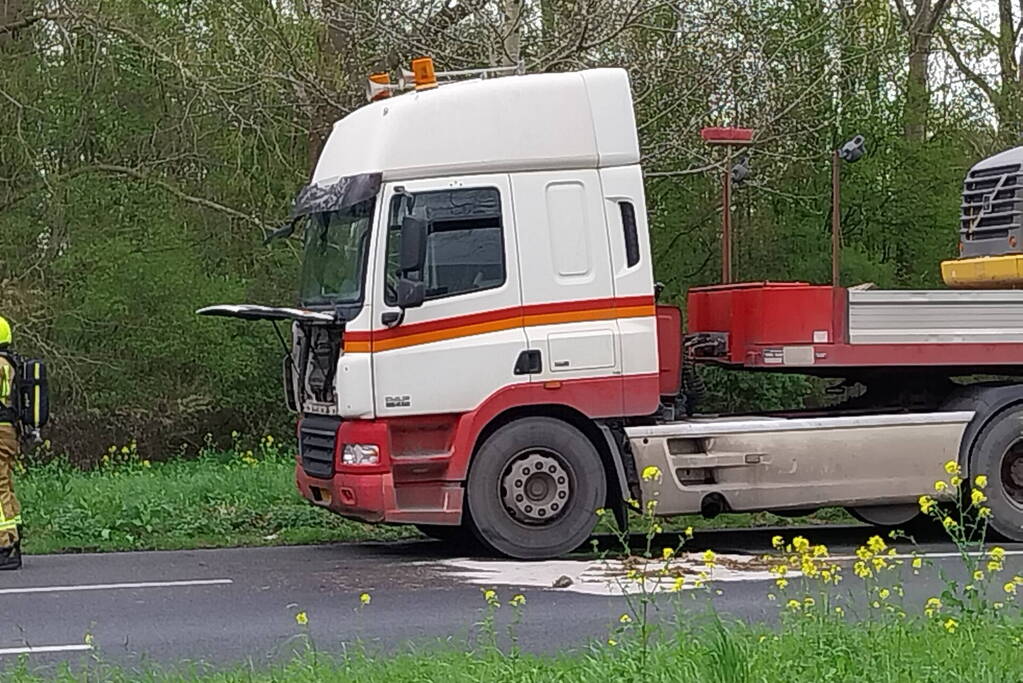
[{"x1": 385, "y1": 187, "x2": 505, "y2": 305}]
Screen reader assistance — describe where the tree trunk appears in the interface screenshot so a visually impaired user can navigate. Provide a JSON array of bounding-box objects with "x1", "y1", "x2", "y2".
[
  {"x1": 500, "y1": 0, "x2": 523, "y2": 67},
  {"x1": 904, "y1": 32, "x2": 930, "y2": 142}
]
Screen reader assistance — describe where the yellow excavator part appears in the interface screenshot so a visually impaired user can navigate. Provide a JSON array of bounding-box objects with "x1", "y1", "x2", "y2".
[{"x1": 942, "y1": 254, "x2": 1023, "y2": 289}]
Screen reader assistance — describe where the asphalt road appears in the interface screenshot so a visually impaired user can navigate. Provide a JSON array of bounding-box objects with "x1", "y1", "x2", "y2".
[{"x1": 2, "y1": 524, "x2": 1021, "y2": 674}]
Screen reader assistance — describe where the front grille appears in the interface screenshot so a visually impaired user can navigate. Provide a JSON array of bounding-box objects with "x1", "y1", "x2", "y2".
[
  {"x1": 960, "y1": 163, "x2": 1023, "y2": 257},
  {"x1": 300, "y1": 415, "x2": 341, "y2": 479}
]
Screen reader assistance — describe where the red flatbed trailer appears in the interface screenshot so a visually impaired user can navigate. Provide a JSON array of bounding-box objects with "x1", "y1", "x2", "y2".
[{"x1": 686, "y1": 282, "x2": 1023, "y2": 375}]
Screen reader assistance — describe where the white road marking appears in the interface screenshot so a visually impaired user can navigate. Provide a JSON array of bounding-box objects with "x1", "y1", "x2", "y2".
[
  {"x1": 0, "y1": 578, "x2": 233, "y2": 596},
  {"x1": 0, "y1": 644, "x2": 93, "y2": 656}
]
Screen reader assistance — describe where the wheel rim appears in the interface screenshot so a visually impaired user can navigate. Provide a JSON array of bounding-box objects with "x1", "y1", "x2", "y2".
[
  {"x1": 500, "y1": 449, "x2": 572, "y2": 525},
  {"x1": 1001, "y1": 439, "x2": 1023, "y2": 507}
]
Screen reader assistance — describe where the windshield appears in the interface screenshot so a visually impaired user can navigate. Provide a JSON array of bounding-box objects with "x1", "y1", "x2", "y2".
[{"x1": 298, "y1": 198, "x2": 376, "y2": 308}]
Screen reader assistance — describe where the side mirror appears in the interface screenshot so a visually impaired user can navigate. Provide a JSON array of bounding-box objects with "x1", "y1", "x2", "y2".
[
  {"x1": 263, "y1": 217, "x2": 298, "y2": 246},
  {"x1": 396, "y1": 279, "x2": 425, "y2": 309},
  {"x1": 398, "y1": 216, "x2": 427, "y2": 274},
  {"x1": 838, "y1": 135, "x2": 866, "y2": 163}
]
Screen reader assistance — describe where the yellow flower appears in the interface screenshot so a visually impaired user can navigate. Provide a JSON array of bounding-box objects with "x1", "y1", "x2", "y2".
[
  {"x1": 360, "y1": 592, "x2": 371, "y2": 606},
  {"x1": 510, "y1": 594, "x2": 526, "y2": 607},
  {"x1": 943, "y1": 618, "x2": 958, "y2": 633},
  {"x1": 950, "y1": 475, "x2": 962, "y2": 486},
  {"x1": 879, "y1": 588, "x2": 891, "y2": 600},
  {"x1": 266, "y1": 435, "x2": 274, "y2": 445},
  {"x1": 802, "y1": 597, "x2": 815, "y2": 607},
  {"x1": 684, "y1": 526, "x2": 694, "y2": 538},
  {"x1": 988, "y1": 560, "x2": 1003, "y2": 573},
  {"x1": 944, "y1": 460, "x2": 960, "y2": 475},
  {"x1": 619, "y1": 613, "x2": 632, "y2": 624},
  {"x1": 482, "y1": 589, "x2": 498, "y2": 604},
  {"x1": 792, "y1": 536, "x2": 810, "y2": 553},
  {"x1": 776, "y1": 578, "x2": 788, "y2": 589},
  {"x1": 786, "y1": 599, "x2": 801, "y2": 610},
  {"x1": 942, "y1": 516, "x2": 957, "y2": 530},
  {"x1": 771, "y1": 535, "x2": 784, "y2": 549},
  {"x1": 142, "y1": 460, "x2": 151, "y2": 468},
  {"x1": 1004, "y1": 582, "x2": 1018, "y2": 595},
  {"x1": 973, "y1": 570, "x2": 984, "y2": 581},
  {"x1": 853, "y1": 561, "x2": 872, "y2": 579},
  {"x1": 912, "y1": 557, "x2": 923, "y2": 569},
  {"x1": 84, "y1": 633, "x2": 93, "y2": 646},
  {"x1": 662, "y1": 547, "x2": 674, "y2": 560},
  {"x1": 934, "y1": 480, "x2": 947, "y2": 492},
  {"x1": 595, "y1": 508, "x2": 606, "y2": 517},
  {"x1": 295, "y1": 611, "x2": 308, "y2": 625},
  {"x1": 672, "y1": 577, "x2": 685, "y2": 592},
  {"x1": 702, "y1": 549, "x2": 716, "y2": 567},
  {"x1": 856, "y1": 546, "x2": 872, "y2": 561},
  {"x1": 834, "y1": 606, "x2": 844, "y2": 617},
  {"x1": 867, "y1": 536, "x2": 886, "y2": 553},
  {"x1": 971, "y1": 489, "x2": 987, "y2": 506},
  {"x1": 641, "y1": 465, "x2": 662, "y2": 481},
  {"x1": 608, "y1": 639, "x2": 617, "y2": 646},
  {"x1": 975, "y1": 474, "x2": 988, "y2": 488},
  {"x1": 919, "y1": 495, "x2": 936, "y2": 514},
  {"x1": 991, "y1": 546, "x2": 1006, "y2": 561},
  {"x1": 979, "y1": 507, "x2": 993, "y2": 518}
]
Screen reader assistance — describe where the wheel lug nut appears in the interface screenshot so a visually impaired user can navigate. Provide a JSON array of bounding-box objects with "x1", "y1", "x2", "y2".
[
  {"x1": 558, "y1": 491, "x2": 566, "y2": 499},
  {"x1": 516, "y1": 494, "x2": 524, "y2": 502},
  {"x1": 539, "y1": 509, "x2": 547, "y2": 517},
  {"x1": 515, "y1": 479, "x2": 522, "y2": 488},
  {"x1": 557, "y1": 476, "x2": 565, "y2": 484}
]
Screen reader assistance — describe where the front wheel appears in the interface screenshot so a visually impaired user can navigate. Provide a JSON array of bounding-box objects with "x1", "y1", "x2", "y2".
[
  {"x1": 969, "y1": 406, "x2": 1023, "y2": 541},
  {"x1": 466, "y1": 417, "x2": 606, "y2": 560}
]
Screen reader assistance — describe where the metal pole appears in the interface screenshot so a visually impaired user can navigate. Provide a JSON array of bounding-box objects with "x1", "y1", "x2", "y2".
[
  {"x1": 831, "y1": 149, "x2": 840, "y2": 287},
  {"x1": 722, "y1": 151, "x2": 733, "y2": 284}
]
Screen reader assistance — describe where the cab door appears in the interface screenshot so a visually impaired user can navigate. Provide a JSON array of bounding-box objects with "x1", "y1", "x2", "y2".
[{"x1": 369, "y1": 174, "x2": 527, "y2": 417}]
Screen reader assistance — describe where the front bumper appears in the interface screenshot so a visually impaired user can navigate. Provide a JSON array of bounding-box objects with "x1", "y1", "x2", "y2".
[{"x1": 295, "y1": 415, "x2": 463, "y2": 525}]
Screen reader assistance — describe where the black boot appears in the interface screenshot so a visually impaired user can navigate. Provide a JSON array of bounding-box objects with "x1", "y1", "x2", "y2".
[{"x1": 0, "y1": 541, "x2": 21, "y2": 570}]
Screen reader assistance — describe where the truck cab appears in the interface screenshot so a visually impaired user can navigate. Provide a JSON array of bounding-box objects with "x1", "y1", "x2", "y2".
[{"x1": 203, "y1": 67, "x2": 669, "y2": 558}]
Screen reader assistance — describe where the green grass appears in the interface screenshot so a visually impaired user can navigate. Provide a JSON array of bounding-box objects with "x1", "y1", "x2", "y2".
[
  {"x1": 4, "y1": 615, "x2": 1023, "y2": 682},
  {"x1": 13, "y1": 436, "x2": 851, "y2": 555},
  {"x1": 16, "y1": 438, "x2": 416, "y2": 554}
]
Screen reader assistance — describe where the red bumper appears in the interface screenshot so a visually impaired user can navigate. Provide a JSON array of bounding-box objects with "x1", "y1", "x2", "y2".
[{"x1": 295, "y1": 465, "x2": 463, "y2": 526}]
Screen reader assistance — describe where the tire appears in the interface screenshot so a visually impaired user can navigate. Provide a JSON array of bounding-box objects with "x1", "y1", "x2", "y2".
[
  {"x1": 969, "y1": 406, "x2": 1023, "y2": 541},
  {"x1": 465, "y1": 417, "x2": 606, "y2": 560}
]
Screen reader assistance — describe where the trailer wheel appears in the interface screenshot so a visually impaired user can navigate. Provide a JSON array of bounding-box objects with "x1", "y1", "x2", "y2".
[
  {"x1": 466, "y1": 417, "x2": 606, "y2": 560},
  {"x1": 969, "y1": 406, "x2": 1023, "y2": 542}
]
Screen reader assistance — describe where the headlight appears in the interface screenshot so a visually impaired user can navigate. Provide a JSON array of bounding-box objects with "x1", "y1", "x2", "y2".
[{"x1": 341, "y1": 444, "x2": 380, "y2": 466}]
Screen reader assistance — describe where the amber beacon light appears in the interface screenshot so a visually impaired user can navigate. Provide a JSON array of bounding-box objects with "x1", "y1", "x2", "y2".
[{"x1": 412, "y1": 57, "x2": 438, "y2": 90}]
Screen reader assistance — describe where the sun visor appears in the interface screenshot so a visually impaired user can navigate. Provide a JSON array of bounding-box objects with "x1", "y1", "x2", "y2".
[{"x1": 290, "y1": 172, "x2": 382, "y2": 218}]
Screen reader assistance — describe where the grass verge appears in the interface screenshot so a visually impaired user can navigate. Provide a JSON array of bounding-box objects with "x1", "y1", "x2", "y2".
[{"x1": 15, "y1": 435, "x2": 851, "y2": 555}]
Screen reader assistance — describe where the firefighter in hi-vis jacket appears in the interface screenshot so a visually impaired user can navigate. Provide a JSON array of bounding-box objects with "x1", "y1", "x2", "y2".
[{"x1": 0, "y1": 316, "x2": 22, "y2": 570}]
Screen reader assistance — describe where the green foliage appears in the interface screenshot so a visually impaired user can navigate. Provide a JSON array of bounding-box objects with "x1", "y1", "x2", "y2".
[{"x1": 16, "y1": 436, "x2": 416, "y2": 554}]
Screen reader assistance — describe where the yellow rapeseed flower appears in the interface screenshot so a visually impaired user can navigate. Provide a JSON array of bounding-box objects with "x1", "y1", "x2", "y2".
[
  {"x1": 989, "y1": 560, "x2": 1004, "y2": 573},
  {"x1": 924, "y1": 597, "x2": 941, "y2": 617},
  {"x1": 867, "y1": 535, "x2": 886, "y2": 553},
  {"x1": 912, "y1": 557, "x2": 923, "y2": 569},
  {"x1": 942, "y1": 516, "x2": 957, "y2": 530},
  {"x1": 684, "y1": 526, "x2": 694, "y2": 538},
  {"x1": 483, "y1": 589, "x2": 498, "y2": 604},
  {"x1": 662, "y1": 547, "x2": 674, "y2": 560},
  {"x1": 619, "y1": 614, "x2": 632, "y2": 624},
  {"x1": 975, "y1": 474, "x2": 988, "y2": 488},
  {"x1": 776, "y1": 578, "x2": 788, "y2": 589},
  {"x1": 1005, "y1": 582, "x2": 1018, "y2": 595},
  {"x1": 879, "y1": 588, "x2": 891, "y2": 600},
  {"x1": 702, "y1": 549, "x2": 716, "y2": 567},
  {"x1": 641, "y1": 465, "x2": 662, "y2": 481},
  {"x1": 991, "y1": 546, "x2": 1007, "y2": 561},
  {"x1": 360, "y1": 592, "x2": 371, "y2": 606},
  {"x1": 950, "y1": 475, "x2": 962, "y2": 486},
  {"x1": 672, "y1": 577, "x2": 685, "y2": 592},
  {"x1": 919, "y1": 495, "x2": 936, "y2": 514},
  {"x1": 786, "y1": 599, "x2": 801, "y2": 610},
  {"x1": 295, "y1": 611, "x2": 308, "y2": 625},
  {"x1": 979, "y1": 507, "x2": 993, "y2": 518},
  {"x1": 595, "y1": 508, "x2": 606, "y2": 517},
  {"x1": 973, "y1": 570, "x2": 984, "y2": 581},
  {"x1": 944, "y1": 618, "x2": 958, "y2": 634},
  {"x1": 944, "y1": 460, "x2": 960, "y2": 475},
  {"x1": 934, "y1": 480, "x2": 947, "y2": 492},
  {"x1": 853, "y1": 561, "x2": 872, "y2": 579},
  {"x1": 803, "y1": 597, "x2": 815, "y2": 607},
  {"x1": 971, "y1": 489, "x2": 987, "y2": 506},
  {"x1": 771, "y1": 535, "x2": 784, "y2": 549},
  {"x1": 834, "y1": 606, "x2": 845, "y2": 617},
  {"x1": 510, "y1": 594, "x2": 526, "y2": 607},
  {"x1": 793, "y1": 536, "x2": 810, "y2": 553}
]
